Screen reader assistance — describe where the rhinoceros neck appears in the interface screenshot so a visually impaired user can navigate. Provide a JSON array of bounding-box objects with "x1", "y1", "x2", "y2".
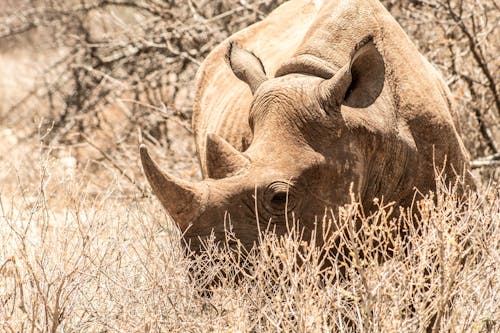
[{"x1": 276, "y1": 0, "x2": 395, "y2": 77}]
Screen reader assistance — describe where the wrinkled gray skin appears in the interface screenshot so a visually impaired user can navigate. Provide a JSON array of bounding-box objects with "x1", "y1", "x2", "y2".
[{"x1": 140, "y1": 0, "x2": 473, "y2": 251}]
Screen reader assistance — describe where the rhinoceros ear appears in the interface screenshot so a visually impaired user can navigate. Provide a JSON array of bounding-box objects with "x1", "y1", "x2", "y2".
[
  {"x1": 319, "y1": 36, "x2": 385, "y2": 110},
  {"x1": 206, "y1": 133, "x2": 249, "y2": 179},
  {"x1": 226, "y1": 41, "x2": 268, "y2": 94}
]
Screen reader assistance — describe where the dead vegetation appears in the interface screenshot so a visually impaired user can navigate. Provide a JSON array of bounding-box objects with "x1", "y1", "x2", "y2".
[
  {"x1": 0, "y1": 0, "x2": 498, "y2": 183},
  {"x1": 0, "y1": 0, "x2": 499, "y2": 332}
]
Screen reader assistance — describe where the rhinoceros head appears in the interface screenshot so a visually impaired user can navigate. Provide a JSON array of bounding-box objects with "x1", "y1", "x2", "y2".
[{"x1": 141, "y1": 37, "x2": 416, "y2": 249}]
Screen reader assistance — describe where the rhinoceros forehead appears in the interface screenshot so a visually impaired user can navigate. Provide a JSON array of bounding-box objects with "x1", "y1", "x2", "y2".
[{"x1": 249, "y1": 78, "x2": 324, "y2": 130}]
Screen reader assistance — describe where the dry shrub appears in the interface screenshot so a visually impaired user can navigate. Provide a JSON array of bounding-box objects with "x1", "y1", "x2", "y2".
[{"x1": 1, "y1": 151, "x2": 498, "y2": 332}]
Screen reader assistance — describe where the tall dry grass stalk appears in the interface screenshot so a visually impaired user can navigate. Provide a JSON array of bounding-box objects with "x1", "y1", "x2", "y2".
[{"x1": 1, "y1": 151, "x2": 498, "y2": 332}]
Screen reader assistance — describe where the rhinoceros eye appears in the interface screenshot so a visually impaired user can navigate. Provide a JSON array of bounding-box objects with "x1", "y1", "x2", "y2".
[
  {"x1": 264, "y1": 181, "x2": 296, "y2": 215},
  {"x1": 271, "y1": 192, "x2": 288, "y2": 206}
]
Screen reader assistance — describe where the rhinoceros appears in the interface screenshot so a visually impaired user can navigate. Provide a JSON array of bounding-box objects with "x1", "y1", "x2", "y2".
[{"x1": 140, "y1": 0, "x2": 473, "y2": 249}]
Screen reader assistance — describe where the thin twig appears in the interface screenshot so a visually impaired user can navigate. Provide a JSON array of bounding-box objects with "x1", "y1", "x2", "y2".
[
  {"x1": 471, "y1": 153, "x2": 500, "y2": 169},
  {"x1": 81, "y1": 134, "x2": 145, "y2": 194}
]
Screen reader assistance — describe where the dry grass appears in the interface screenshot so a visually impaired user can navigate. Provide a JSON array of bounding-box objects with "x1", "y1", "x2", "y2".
[{"x1": 1, "y1": 149, "x2": 498, "y2": 332}]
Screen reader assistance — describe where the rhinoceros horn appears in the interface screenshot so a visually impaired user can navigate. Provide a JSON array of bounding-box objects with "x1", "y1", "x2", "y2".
[
  {"x1": 140, "y1": 144, "x2": 207, "y2": 230},
  {"x1": 318, "y1": 36, "x2": 385, "y2": 110},
  {"x1": 206, "y1": 133, "x2": 249, "y2": 179}
]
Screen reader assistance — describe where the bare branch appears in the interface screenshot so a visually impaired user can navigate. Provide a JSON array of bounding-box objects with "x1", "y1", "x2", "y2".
[{"x1": 471, "y1": 153, "x2": 500, "y2": 168}]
